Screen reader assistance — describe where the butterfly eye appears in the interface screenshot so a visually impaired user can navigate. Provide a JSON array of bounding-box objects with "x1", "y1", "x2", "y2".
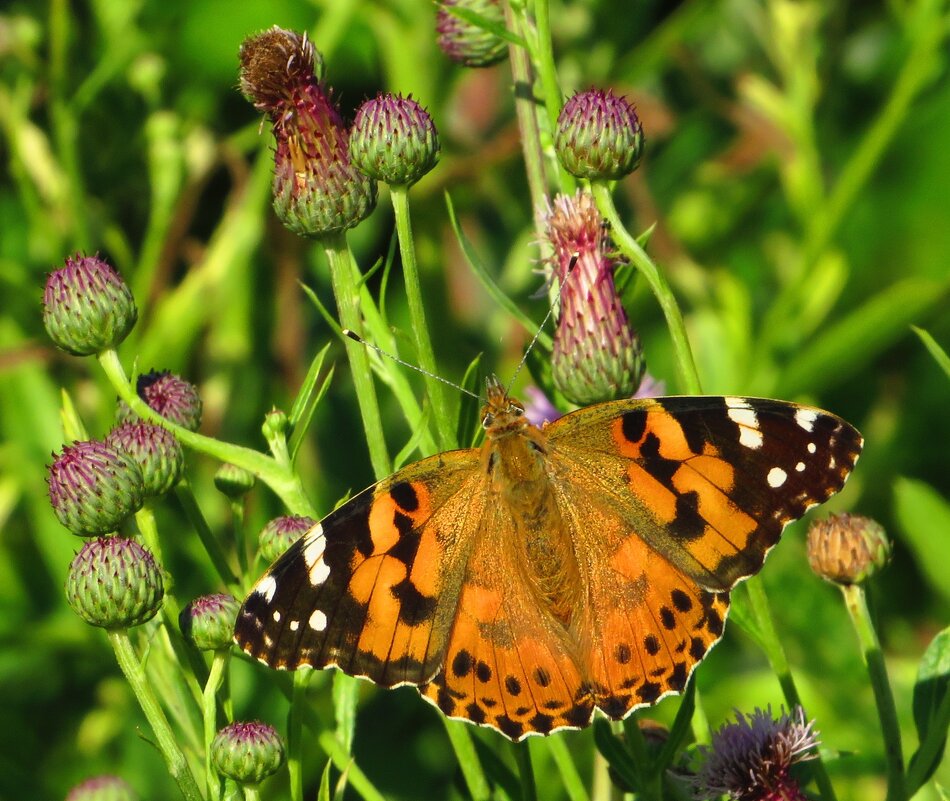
[
  {"x1": 482, "y1": 412, "x2": 494, "y2": 427},
  {"x1": 510, "y1": 404, "x2": 525, "y2": 417}
]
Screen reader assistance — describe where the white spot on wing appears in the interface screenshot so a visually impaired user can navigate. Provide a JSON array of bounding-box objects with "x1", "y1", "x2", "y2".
[
  {"x1": 795, "y1": 461, "x2": 806, "y2": 472},
  {"x1": 303, "y1": 525, "x2": 325, "y2": 566},
  {"x1": 289, "y1": 620, "x2": 299, "y2": 631},
  {"x1": 726, "y1": 402, "x2": 763, "y2": 449},
  {"x1": 255, "y1": 575, "x2": 277, "y2": 604},
  {"x1": 807, "y1": 442, "x2": 817, "y2": 454},
  {"x1": 272, "y1": 610, "x2": 281, "y2": 622},
  {"x1": 767, "y1": 467, "x2": 787, "y2": 488},
  {"x1": 725, "y1": 396, "x2": 749, "y2": 409},
  {"x1": 739, "y1": 426, "x2": 764, "y2": 449},
  {"x1": 795, "y1": 408, "x2": 818, "y2": 432},
  {"x1": 309, "y1": 560, "x2": 331, "y2": 586},
  {"x1": 309, "y1": 609, "x2": 327, "y2": 631}
]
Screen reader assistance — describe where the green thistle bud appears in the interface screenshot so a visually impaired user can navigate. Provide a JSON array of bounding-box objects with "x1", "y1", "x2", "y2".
[
  {"x1": 555, "y1": 89, "x2": 644, "y2": 181},
  {"x1": 66, "y1": 537, "x2": 164, "y2": 628},
  {"x1": 349, "y1": 94, "x2": 440, "y2": 187},
  {"x1": 43, "y1": 254, "x2": 137, "y2": 356},
  {"x1": 180, "y1": 593, "x2": 240, "y2": 651},
  {"x1": 807, "y1": 514, "x2": 892, "y2": 585},
  {"x1": 65, "y1": 776, "x2": 138, "y2": 801},
  {"x1": 116, "y1": 369, "x2": 203, "y2": 431},
  {"x1": 48, "y1": 440, "x2": 146, "y2": 536},
  {"x1": 259, "y1": 515, "x2": 315, "y2": 563},
  {"x1": 239, "y1": 27, "x2": 376, "y2": 236},
  {"x1": 105, "y1": 422, "x2": 184, "y2": 497},
  {"x1": 262, "y1": 408, "x2": 289, "y2": 441},
  {"x1": 436, "y1": 0, "x2": 508, "y2": 67},
  {"x1": 214, "y1": 463, "x2": 256, "y2": 499},
  {"x1": 546, "y1": 191, "x2": 644, "y2": 405},
  {"x1": 212, "y1": 721, "x2": 285, "y2": 785}
]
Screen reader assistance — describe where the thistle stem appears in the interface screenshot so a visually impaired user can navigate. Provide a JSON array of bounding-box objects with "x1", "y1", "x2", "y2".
[
  {"x1": 288, "y1": 669, "x2": 311, "y2": 801},
  {"x1": 204, "y1": 650, "x2": 229, "y2": 801}
]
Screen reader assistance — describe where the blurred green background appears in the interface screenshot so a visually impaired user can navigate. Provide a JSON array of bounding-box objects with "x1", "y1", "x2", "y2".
[{"x1": 1, "y1": 0, "x2": 948, "y2": 799}]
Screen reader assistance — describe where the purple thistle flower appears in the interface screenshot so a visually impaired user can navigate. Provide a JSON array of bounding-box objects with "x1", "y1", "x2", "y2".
[
  {"x1": 691, "y1": 706, "x2": 820, "y2": 801},
  {"x1": 435, "y1": 0, "x2": 508, "y2": 67},
  {"x1": 116, "y1": 369, "x2": 202, "y2": 431}
]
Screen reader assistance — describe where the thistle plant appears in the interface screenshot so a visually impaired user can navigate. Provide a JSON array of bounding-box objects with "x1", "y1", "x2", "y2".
[{"x1": 7, "y1": 2, "x2": 950, "y2": 800}]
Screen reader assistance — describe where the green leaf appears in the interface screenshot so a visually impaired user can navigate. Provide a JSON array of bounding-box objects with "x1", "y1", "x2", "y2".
[
  {"x1": 318, "y1": 758, "x2": 333, "y2": 801},
  {"x1": 912, "y1": 325, "x2": 950, "y2": 380},
  {"x1": 333, "y1": 672, "x2": 359, "y2": 754},
  {"x1": 59, "y1": 388, "x2": 89, "y2": 441},
  {"x1": 441, "y1": 4, "x2": 527, "y2": 48},
  {"x1": 775, "y1": 278, "x2": 949, "y2": 396},
  {"x1": 656, "y1": 679, "x2": 697, "y2": 771},
  {"x1": 908, "y1": 626, "x2": 950, "y2": 793},
  {"x1": 726, "y1": 581, "x2": 767, "y2": 651},
  {"x1": 592, "y1": 718, "x2": 640, "y2": 792},
  {"x1": 456, "y1": 353, "x2": 485, "y2": 448},
  {"x1": 894, "y1": 477, "x2": 950, "y2": 606},
  {"x1": 289, "y1": 365, "x2": 335, "y2": 464}
]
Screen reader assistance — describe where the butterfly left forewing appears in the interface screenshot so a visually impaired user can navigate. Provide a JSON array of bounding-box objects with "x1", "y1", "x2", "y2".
[{"x1": 235, "y1": 449, "x2": 483, "y2": 686}]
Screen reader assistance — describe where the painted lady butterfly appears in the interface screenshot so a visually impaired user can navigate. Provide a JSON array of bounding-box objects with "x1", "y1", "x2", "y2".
[{"x1": 235, "y1": 377, "x2": 861, "y2": 740}]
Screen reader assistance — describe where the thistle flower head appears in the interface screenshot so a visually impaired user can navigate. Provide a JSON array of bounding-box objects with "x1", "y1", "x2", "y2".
[
  {"x1": 435, "y1": 0, "x2": 508, "y2": 67},
  {"x1": 259, "y1": 514, "x2": 315, "y2": 563},
  {"x1": 555, "y1": 89, "x2": 643, "y2": 181},
  {"x1": 48, "y1": 440, "x2": 146, "y2": 536},
  {"x1": 105, "y1": 422, "x2": 184, "y2": 497},
  {"x1": 349, "y1": 94, "x2": 440, "y2": 186},
  {"x1": 43, "y1": 254, "x2": 137, "y2": 356},
  {"x1": 180, "y1": 593, "x2": 240, "y2": 651},
  {"x1": 116, "y1": 369, "x2": 203, "y2": 431},
  {"x1": 691, "y1": 706, "x2": 819, "y2": 801},
  {"x1": 212, "y1": 720, "x2": 286, "y2": 784},
  {"x1": 238, "y1": 26, "x2": 376, "y2": 236},
  {"x1": 546, "y1": 191, "x2": 644, "y2": 405},
  {"x1": 807, "y1": 513, "x2": 891, "y2": 585},
  {"x1": 65, "y1": 776, "x2": 138, "y2": 801},
  {"x1": 65, "y1": 537, "x2": 164, "y2": 629}
]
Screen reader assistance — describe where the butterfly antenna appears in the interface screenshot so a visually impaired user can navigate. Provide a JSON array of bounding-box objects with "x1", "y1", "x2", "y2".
[
  {"x1": 342, "y1": 330, "x2": 481, "y2": 400},
  {"x1": 505, "y1": 253, "x2": 579, "y2": 396}
]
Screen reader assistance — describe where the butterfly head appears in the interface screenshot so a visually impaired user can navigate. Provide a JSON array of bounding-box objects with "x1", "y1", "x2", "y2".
[{"x1": 481, "y1": 375, "x2": 531, "y2": 440}]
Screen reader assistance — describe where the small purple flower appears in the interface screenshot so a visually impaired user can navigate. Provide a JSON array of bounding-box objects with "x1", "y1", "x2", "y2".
[
  {"x1": 65, "y1": 775, "x2": 138, "y2": 801},
  {"x1": 350, "y1": 94, "x2": 440, "y2": 186},
  {"x1": 691, "y1": 706, "x2": 820, "y2": 801},
  {"x1": 212, "y1": 720, "x2": 285, "y2": 784},
  {"x1": 436, "y1": 0, "x2": 508, "y2": 67},
  {"x1": 555, "y1": 89, "x2": 644, "y2": 181},
  {"x1": 116, "y1": 369, "x2": 202, "y2": 431},
  {"x1": 259, "y1": 514, "x2": 316, "y2": 563},
  {"x1": 180, "y1": 593, "x2": 240, "y2": 651},
  {"x1": 106, "y1": 422, "x2": 184, "y2": 497}
]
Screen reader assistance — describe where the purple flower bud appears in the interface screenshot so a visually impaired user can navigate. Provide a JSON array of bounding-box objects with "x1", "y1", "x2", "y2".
[
  {"x1": 43, "y1": 254, "x2": 137, "y2": 356},
  {"x1": 436, "y1": 0, "x2": 508, "y2": 67},
  {"x1": 259, "y1": 515, "x2": 315, "y2": 563},
  {"x1": 180, "y1": 593, "x2": 240, "y2": 651},
  {"x1": 66, "y1": 537, "x2": 164, "y2": 628},
  {"x1": 48, "y1": 440, "x2": 145, "y2": 536},
  {"x1": 546, "y1": 191, "x2": 645, "y2": 404},
  {"x1": 238, "y1": 27, "x2": 376, "y2": 236},
  {"x1": 555, "y1": 89, "x2": 644, "y2": 180},
  {"x1": 105, "y1": 422, "x2": 184, "y2": 497},
  {"x1": 350, "y1": 94, "x2": 440, "y2": 186},
  {"x1": 116, "y1": 369, "x2": 202, "y2": 431},
  {"x1": 65, "y1": 775, "x2": 138, "y2": 801},
  {"x1": 212, "y1": 721, "x2": 285, "y2": 784}
]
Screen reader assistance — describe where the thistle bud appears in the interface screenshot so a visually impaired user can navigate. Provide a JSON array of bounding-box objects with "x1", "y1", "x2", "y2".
[
  {"x1": 65, "y1": 776, "x2": 138, "y2": 801},
  {"x1": 239, "y1": 27, "x2": 376, "y2": 236},
  {"x1": 436, "y1": 0, "x2": 508, "y2": 67},
  {"x1": 66, "y1": 537, "x2": 164, "y2": 628},
  {"x1": 214, "y1": 463, "x2": 256, "y2": 499},
  {"x1": 349, "y1": 94, "x2": 440, "y2": 187},
  {"x1": 180, "y1": 593, "x2": 240, "y2": 651},
  {"x1": 807, "y1": 514, "x2": 891, "y2": 585},
  {"x1": 42, "y1": 254, "x2": 137, "y2": 356},
  {"x1": 48, "y1": 440, "x2": 146, "y2": 536},
  {"x1": 259, "y1": 515, "x2": 315, "y2": 563},
  {"x1": 555, "y1": 89, "x2": 643, "y2": 181},
  {"x1": 262, "y1": 408, "x2": 289, "y2": 441},
  {"x1": 211, "y1": 721, "x2": 285, "y2": 785},
  {"x1": 116, "y1": 369, "x2": 203, "y2": 431},
  {"x1": 105, "y1": 422, "x2": 184, "y2": 497},
  {"x1": 546, "y1": 191, "x2": 644, "y2": 405}
]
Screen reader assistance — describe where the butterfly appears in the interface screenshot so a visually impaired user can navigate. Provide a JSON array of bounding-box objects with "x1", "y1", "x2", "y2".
[{"x1": 235, "y1": 377, "x2": 861, "y2": 740}]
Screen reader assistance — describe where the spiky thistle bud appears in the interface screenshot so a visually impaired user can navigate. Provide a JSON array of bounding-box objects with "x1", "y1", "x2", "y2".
[
  {"x1": 259, "y1": 515, "x2": 315, "y2": 563},
  {"x1": 48, "y1": 440, "x2": 146, "y2": 536},
  {"x1": 212, "y1": 721, "x2": 285, "y2": 785},
  {"x1": 43, "y1": 254, "x2": 137, "y2": 356},
  {"x1": 690, "y1": 706, "x2": 819, "y2": 801},
  {"x1": 105, "y1": 422, "x2": 184, "y2": 497},
  {"x1": 555, "y1": 89, "x2": 644, "y2": 181},
  {"x1": 214, "y1": 463, "x2": 256, "y2": 499},
  {"x1": 436, "y1": 0, "x2": 508, "y2": 67},
  {"x1": 66, "y1": 537, "x2": 164, "y2": 628},
  {"x1": 239, "y1": 27, "x2": 376, "y2": 236},
  {"x1": 180, "y1": 593, "x2": 240, "y2": 651},
  {"x1": 65, "y1": 776, "x2": 138, "y2": 801},
  {"x1": 545, "y1": 191, "x2": 644, "y2": 405},
  {"x1": 349, "y1": 94, "x2": 440, "y2": 187},
  {"x1": 116, "y1": 369, "x2": 203, "y2": 431},
  {"x1": 807, "y1": 514, "x2": 891, "y2": 585}
]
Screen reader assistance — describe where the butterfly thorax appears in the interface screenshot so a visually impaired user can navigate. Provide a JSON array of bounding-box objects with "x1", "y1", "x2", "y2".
[{"x1": 479, "y1": 378, "x2": 584, "y2": 626}]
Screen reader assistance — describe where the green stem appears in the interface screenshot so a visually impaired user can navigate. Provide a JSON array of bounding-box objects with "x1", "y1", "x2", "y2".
[
  {"x1": 317, "y1": 731, "x2": 387, "y2": 801},
  {"x1": 96, "y1": 349, "x2": 316, "y2": 515},
  {"x1": 591, "y1": 182, "x2": 703, "y2": 394},
  {"x1": 514, "y1": 741, "x2": 538, "y2": 801},
  {"x1": 842, "y1": 584, "x2": 906, "y2": 801},
  {"x1": 174, "y1": 482, "x2": 241, "y2": 594},
  {"x1": 322, "y1": 233, "x2": 391, "y2": 480},
  {"x1": 243, "y1": 785, "x2": 261, "y2": 801},
  {"x1": 442, "y1": 720, "x2": 491, "y2": 801},
  {"x1": 107, "y1": 629, "x2": 204, "y2": 801},
  {"x1": 389, "y1": 185, "x2": 455, "y2": 451},
  {"x1": 288, "y1": 669, "x2": 311, "y2": 801},
  {"x1": 229, "y1": 499, "x2": 248, "y2": 578},
  {"x1": 204, "y1": 650, "x2": 229, "y2": 801},
  {"x1": 544, "y1": 736, "x2": 589, "y2": 801}
]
